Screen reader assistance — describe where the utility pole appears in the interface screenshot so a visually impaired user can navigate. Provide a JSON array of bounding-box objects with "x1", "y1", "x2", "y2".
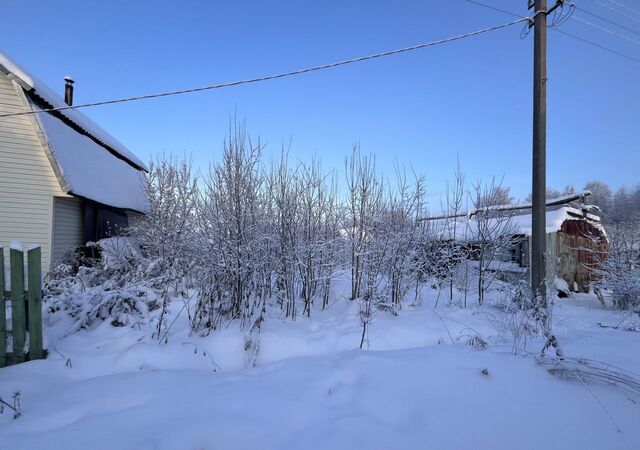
[
  {"x1": 531, "y1": 0, "x2": 548, "y2": 305},
  {"x1": 531, "y1": 0, "x2": 565, "y2": 357}
]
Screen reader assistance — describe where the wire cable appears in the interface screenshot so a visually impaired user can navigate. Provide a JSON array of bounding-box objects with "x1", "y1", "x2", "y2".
[
  {"x1": 575, "y1": 5, "x2": 640, "y2": 36},
  {"x1": 553, "y1": 28, "x2": 640, "y2": 63},
  {"x1": 550, "y1": 2, "x2": 576, "y2": 28},
  {"x1": 463, "y1": 0, "x2": 520, "y2": 18},
  {"x1": 0, "y1": 17, "x2": 528, "y2": 119},
  {"x1": 570, "y1": 15, "x2": 640, "y2": 46},
  {"x1": 603, "y1": 0, "x2": 640, "y2": 18},
  {"x1": 462, "y1": 0, "x2": 640, "y2": 65},
  {"x1": 589, "y1": 0, "x2": 640, "y2": 24}
]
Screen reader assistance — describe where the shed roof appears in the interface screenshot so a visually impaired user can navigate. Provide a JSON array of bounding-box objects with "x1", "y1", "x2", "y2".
[{"x1": 427, "y1": 206, "x2": 604, "y2": 241}]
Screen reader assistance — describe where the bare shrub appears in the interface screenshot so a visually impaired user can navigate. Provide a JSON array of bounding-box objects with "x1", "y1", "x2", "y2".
[
  {"x1": 596, "y1": 218, "x2": 640, "y2": 311},
  {"x1": 194, "y1": 122, "x2": 268, "y2": 331},
  {"x1": 468, "y1": 178, "x2": 517, "y2": 305}
]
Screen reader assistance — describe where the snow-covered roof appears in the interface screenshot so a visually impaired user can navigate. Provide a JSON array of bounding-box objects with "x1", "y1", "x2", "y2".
[
  {"x1": 509, "y1": 207, "x2": 587, "y2": 236},
  {"x1": 0, "y1": 50, "x2": 147, "y2": 171},
  {"x1": 0, "y1": 50, "x2": 148, "y2": 212},
  {"x1": 32, "y1": 99, "x2": 148, "y2": 213},
  {"x1": 428, "y1": 206, "x2": 604, "y2": 241}
]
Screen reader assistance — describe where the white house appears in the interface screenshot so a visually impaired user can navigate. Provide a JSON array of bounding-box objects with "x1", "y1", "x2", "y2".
[{"x1": 0, "y1": 51, "x2": 147, "y2": 272}]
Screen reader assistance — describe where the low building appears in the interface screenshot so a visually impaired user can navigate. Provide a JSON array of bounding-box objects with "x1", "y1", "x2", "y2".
[
  {"x1": 422, "y1": 196, "x2": 608, "y2": 293},
  {"x1": 0, "y1": 51, "x2": 147, "y2": 272},
  {"x1": 502, "y1": 205, "x2": 606, "y2": 292}
]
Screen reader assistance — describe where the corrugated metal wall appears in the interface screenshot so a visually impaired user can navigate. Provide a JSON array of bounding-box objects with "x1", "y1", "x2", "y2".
[{"x1": 556, "y1": 221, "x2": 607, "y2": 292}]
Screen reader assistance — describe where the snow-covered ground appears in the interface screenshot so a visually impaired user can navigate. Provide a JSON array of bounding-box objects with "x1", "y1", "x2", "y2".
[{"x1": 1, "y1": 289, "x2": 639, "y2": 450}]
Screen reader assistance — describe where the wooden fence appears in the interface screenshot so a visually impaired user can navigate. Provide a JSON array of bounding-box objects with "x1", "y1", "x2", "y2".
[{"x1": 0, "y1": 245, "x2": 44, "y2": 367}]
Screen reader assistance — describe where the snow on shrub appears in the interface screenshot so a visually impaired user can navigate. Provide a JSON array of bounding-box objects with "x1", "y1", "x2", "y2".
[
  {"x1": 46, "y1": 238, "x2": 155, "y2": 332},
  {"x1": 465, "y1": 335, "x2": 488, "y2": 350},
  {"x1": 595, "y1": 219, "x2": 640, "y2": 311},
  {"x1": 94, "y1": 237, "x2": 142, "y2": 271}
]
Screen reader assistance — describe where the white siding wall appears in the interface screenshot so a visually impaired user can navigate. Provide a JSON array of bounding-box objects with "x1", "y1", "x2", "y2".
[
  {"x1": 0, "y1": 72, "x2": 66, "y2": 272},
  {"x1": 52, "y1": 197, "x2": 84, "y2": 266}
]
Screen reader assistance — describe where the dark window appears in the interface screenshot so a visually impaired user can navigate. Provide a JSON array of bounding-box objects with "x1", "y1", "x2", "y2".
[{"x1": 84, "y1": 201, "x2": 129, "y2": 243}]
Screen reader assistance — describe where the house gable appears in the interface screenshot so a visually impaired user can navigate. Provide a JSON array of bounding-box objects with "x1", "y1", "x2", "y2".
[
  {"x1": 0, "y1": 51, "x2": 147, "y2": 171},
  {"x1": 0, "y1": 71, "x2": 67, "y2": 270},
  {"x1": 0, "y1": 50, "x2": 148, "y2": 214},
  {"x1": 1, "y1": 52, "x2": 148, "y2": 272}
]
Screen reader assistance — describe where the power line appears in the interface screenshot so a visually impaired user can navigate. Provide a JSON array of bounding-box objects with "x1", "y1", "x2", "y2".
[
  {"x1": 570, "y1": 15, "x2": 640, "y2": 46},
  {"x1": 575, "y1": 6, "x2": 640, "y2": 36},
  {"x1": 463, "y1": 0, "x2": 534, "y2": 40},
  {"x1": 589, "y1": 0, "x2": 640, "y2": 24},
  {"x1": 0, "y1": 17, "x2": 528, "y2": 119},
  {"x1": 462, "y1": 0, "x2": 640, "y2": 65},
  {"x1": 603, "y1": 0, "x2": 640, "y2": 18},
  {"x1": 463, "y1": 0, "x2": 520, "y2": 18},
  {"x1": 549, "y1": 2, "x2": 576, "y2": 28},
  {"x1": 553, "y1": 28, "x2": 640, "y2": 63}
]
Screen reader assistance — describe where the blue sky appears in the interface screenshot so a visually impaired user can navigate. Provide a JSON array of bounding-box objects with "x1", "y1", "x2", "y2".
[{"x1": 2, "y1": 0, "x2": 638, "y2": 204}]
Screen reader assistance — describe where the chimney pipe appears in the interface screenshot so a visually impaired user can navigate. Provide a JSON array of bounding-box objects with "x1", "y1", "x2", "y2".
[{"x1": 64, "y1": 76, "x2": 74, "y2": 106}]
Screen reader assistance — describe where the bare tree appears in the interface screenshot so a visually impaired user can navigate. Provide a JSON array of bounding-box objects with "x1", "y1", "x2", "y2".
[
  {"x1": 596, "y1": 217, "x2": 640, "y2": 311},
  {"x1": 136, "y1": 155, "x2": 199, "y2": 276},
  {"x1": 317, "y1": 173, "x2": 341, "y2": 311},
  {"x1": 442, "y1": 160, "x2": 466, "y2": 304},
  {"x1": 268, "y1": 149, "x2": 300, "y2": 319},
  {"x1": 584, "y1": 180, "x2": 613, "y2": 219},
  {"x1": 296, "y1": 158, "x2": 326, "y2": 317},
  {"x1": 478, "y1": 184, "x2": 513, "y2": 207},
  {"x1": 344, "y1": 146, "x2": 384, "y2": 301},
  {"x1": 385, "y1": 166, "x2": 426, "y2": 309},
  {"x1": 469, "y1": 179, "x2": 517, "y2": 305},
  {"x1": 195, "y1": 122, "x2": 267, "y2": 330},
  {"x1": 524, "y1": 185, "x2": 575, "y2": 203},
  {"x1": 134, "y1": 155, "x2": 199, "y2": 338}
]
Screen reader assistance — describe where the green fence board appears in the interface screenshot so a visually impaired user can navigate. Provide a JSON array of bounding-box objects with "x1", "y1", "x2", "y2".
[
  {"x1": 1, "y1": 246, "x2": 43, "y2": 368},
  {"x1": 10, "y1": 248, "x2": 25, "y2": 363},
  {"x1": 0, "y1": 248, "x2": 5, "y2": 368},
  {"x1": 27, "y1": 247, "x2": 43, "y2": 360}
]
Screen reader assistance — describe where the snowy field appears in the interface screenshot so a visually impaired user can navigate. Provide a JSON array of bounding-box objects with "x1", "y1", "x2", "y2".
[{"x1": 1, "y1": 289, "x2": 639, "y2": 450}]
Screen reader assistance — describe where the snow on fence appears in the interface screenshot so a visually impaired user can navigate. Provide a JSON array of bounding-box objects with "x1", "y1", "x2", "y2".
[{"x1": 0, "y1": 244, "x2": 44, "y2": 367}]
